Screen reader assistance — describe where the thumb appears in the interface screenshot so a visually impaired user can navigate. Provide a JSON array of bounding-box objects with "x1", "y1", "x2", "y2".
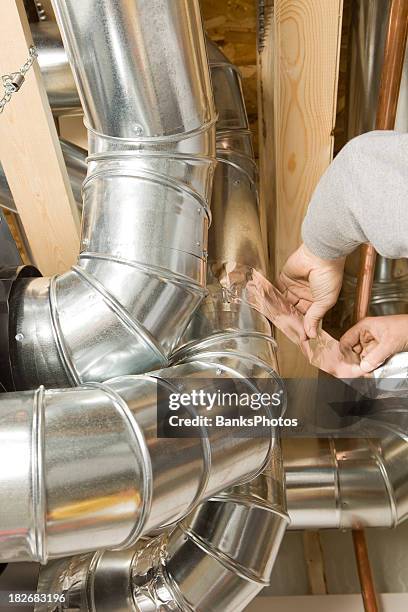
[
  {"x1": 360, "y1": 343, "x2": 392, "y2": 373},
  {"x1": 303, "y1": 302, "x2": 327, "y2": 339}
]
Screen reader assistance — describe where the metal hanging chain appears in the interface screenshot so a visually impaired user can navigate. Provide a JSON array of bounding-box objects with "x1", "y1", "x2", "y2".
[{"x1": 0, "y1": 46, "x2": 38, "y2": 114}]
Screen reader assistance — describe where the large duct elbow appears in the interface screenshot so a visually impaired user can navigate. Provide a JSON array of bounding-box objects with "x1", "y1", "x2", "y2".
[
  {"x1": 37, "y1": 472, "x2": 288, "y2": 611},
  {"x1": 0, "y1": 341, "x2": 279, "y2": 564},
  {"x1": 8, "y1": 0, "x2": 216, "y2": 390},
  {"x1": 32, "y1": 41, "x2": 288, "y2": 612}
]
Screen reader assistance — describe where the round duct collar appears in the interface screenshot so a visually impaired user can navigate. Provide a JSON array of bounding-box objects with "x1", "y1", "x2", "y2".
[{"x1": 0, "y1": 265, "x2": 41, "y2": 391}]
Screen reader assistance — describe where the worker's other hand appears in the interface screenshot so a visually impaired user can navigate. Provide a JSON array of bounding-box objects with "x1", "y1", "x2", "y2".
[
  {"x1": 279, "y1": 243, "x2": 345, "y2": 339},
  {"x1": 340, "y1": 315, "x2": 408, "y2": 373}
]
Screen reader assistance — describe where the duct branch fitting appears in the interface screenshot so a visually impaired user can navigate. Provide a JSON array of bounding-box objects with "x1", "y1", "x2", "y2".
[
  {"x1": 43, "y1": 42, "x2": 289, "y2": 612},
  {"x1": 6, "y1": 21, "x2": 408, "y2": 539},
  {"x1": 0, "y1": 339, "x2": 280, "y2": 564},
  {"x1": 8, "y1": 0, "x2": 216, "y2": 390}
]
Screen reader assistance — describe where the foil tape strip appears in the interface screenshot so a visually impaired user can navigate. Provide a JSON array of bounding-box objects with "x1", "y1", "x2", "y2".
[{"x1": 215, "y1": 262, "x2": 366, "y2": 379}]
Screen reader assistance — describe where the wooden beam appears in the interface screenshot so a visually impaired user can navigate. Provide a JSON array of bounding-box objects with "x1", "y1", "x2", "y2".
[
  {"x1": 59, "y1": 115, "x2": 88, "y2": 149},
  {"x1": 257, "y1": 0, "x2": 276, "y2": 278},
  {"x1": 258, "y1": 0, "x2": 343, "y2": 377},
  {"x1": 303, "y1": 530, "x2": 328, "y2": 595},
  {"x1": 0, "y1": 0, "x2": 80, "y2": 275}
]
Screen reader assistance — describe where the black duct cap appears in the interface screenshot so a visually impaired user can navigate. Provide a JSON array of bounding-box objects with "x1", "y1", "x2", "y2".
[{"x1": 0, "y1": 265, "x2": 41, "y2": 391}]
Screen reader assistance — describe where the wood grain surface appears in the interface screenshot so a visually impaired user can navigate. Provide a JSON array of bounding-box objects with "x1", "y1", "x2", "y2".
[
  {"x1": 0, "y1": 0, "x2": 79, "y2": 275},
  {"x1": 260, "y1": 0, "x2": 343, "y2": 376}
]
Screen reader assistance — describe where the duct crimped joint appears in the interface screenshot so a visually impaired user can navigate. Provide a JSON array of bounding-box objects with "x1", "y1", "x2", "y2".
[{"x1": 9, "y1": 0, "x2": 216, "y2": 390}]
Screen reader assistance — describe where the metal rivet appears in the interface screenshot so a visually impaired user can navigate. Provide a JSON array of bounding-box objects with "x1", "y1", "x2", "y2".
[
  {"x1": 15, "y1": 333, "x2": 24, "y2": 342},
  {"x1": 133, "y1": 124, "x2": 143, "y2": 136},
  {"x1": 216, "y1": 368, "x2": 222, "y2": 376}
]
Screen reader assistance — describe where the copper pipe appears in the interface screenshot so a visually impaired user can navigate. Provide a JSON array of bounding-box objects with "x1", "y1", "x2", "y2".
[
  {"x1": 376, "y1": 0, "x2": 408, "y2": 131},
  {"x1": 353, "y1": 0, "x2": 408, "y2": 322},
  {"x1": 352, "y1": 530, "x2": 378, "y2": 612},
  {"x1": 353, "y1": 243, "x2": 377, "y2": 322},
  {"x1": 352, "y1": 2, "x2": 408, "y2": 611}
]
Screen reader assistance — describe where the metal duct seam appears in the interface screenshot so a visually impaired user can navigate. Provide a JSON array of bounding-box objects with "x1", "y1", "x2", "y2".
[
  {"x1": 0, "y1": 36, "x2": 291, "y2": 612},
  {"x1": 32, "y1": 42, "x2": 288, "y2": 612},
  {"x1": 4, "y1": 19, "x2": 408, "y2": 539},
  {"x1": 0, "y1": 350, "x2": 278, "y2": 564},
  {"x1": 7, "y1": 0, "x2": 216, "y2": 390},
  {"x1": 283, "y1": 426, "x2": 408, "y2": 530},
  {"x1": 16, "y1": 11, "x2": 408, "y2": 609},
  {"x1": 37, "y1": 490, "x2": 288, "y2": 612}
]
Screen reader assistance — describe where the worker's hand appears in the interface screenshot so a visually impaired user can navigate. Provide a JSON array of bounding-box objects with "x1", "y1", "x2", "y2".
[
  {"x1": 340, "y1": 315, "x2": 408, "y2": 373},
  {"x1": 279, "y1": 243, "x2": 346, "y2": 339}
]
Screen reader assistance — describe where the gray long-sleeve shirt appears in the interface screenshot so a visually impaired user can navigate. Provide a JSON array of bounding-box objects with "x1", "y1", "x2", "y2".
[{"x1": 302, "y1": 131, "x2": 408, "y2": 260}]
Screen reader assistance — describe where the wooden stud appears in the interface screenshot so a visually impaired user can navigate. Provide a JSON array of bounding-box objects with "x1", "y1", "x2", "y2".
[
  {"x1": 0, "y1": 0, "x2": 80, "y2": 275},
  {"x1": 258, "y1": 0, "x2": 343, "y2": 377},
  {"x1": 303, "y1": 530, "x2": 328, "y2": 595},
  {"x1": 257, "y1": 0, "x2": 276, "y2": 277},
  {"x1": 59, "y1": 115, "x2": 88, "y2": 149}
]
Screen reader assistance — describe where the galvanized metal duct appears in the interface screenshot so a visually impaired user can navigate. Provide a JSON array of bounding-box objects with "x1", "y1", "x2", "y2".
[
  {"x1": 7, "y1": 0, "x2": 216, "y2": 390},
  {"x1": 32, "y1": 40, "x2": 288, "y2": 612},
  {"x1": 36, "y1": 488, "x2": 287, "y2": 612},
  {"x1": 5, "y1": 18, "x2": 408, "y2": 543},
  {"x1": 0, "y1": 347, "x2": 280, "y2": 564},
  {"x1": 284, "y1": 411, "x2": 408, "y2": 530},
  {"x1": 347, "y1": 0, "x2": 408, "y2": 137},
  {"x1": 31, "y1": 21, "x2": 81, "y2": 116}
]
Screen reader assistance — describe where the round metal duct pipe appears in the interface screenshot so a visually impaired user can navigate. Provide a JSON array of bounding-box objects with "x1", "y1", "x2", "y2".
[
  {"x1": 31, "y1": 21, "x2": 82, "y2": 116},
  {"x1": 8, "y1": 0, "x2": 216, "y2": 391},
  {"x1": 3, "y1": 16, "x2": 405, "y2": 540},
  {"x1": 4, "y1": 19, "x2": 408, "y2": 539},
  {"x1": 339, "y1": 0, "x2": 408, "y2": 323},
  {"x1": 0, "y1": 339, "x2": 281, "y2": 565},
  {"x1": 31, "y1": 40, "x2": 288, "y2": 612}
]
